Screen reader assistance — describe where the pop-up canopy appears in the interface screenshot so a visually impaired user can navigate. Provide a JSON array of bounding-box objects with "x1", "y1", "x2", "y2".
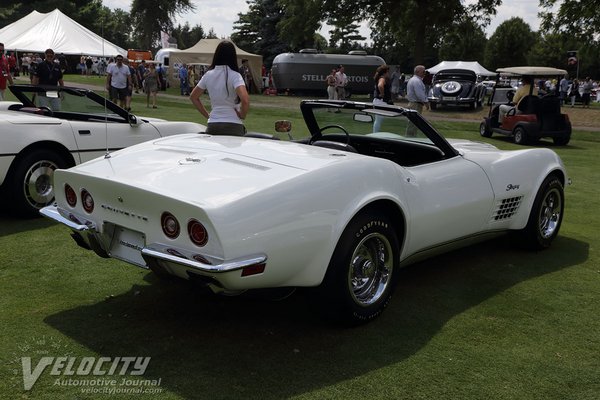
[
  {"x1": 427, "y1": 61, "x2": 495, "y2": 77},
  {"x1": 0, "y1": 9, "x2": 126, "y2": 57}
]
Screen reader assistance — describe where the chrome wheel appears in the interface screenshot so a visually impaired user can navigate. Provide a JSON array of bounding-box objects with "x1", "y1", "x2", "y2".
[
  {"x1": 24, "y1": 159, "x2": 58, "y2": 207},
  {"x1": 348, "y1": 233, "x2": 393, "y2": 307},
  {"x1": 538, "y1": 187, "x2": 562, "y2": 239}
]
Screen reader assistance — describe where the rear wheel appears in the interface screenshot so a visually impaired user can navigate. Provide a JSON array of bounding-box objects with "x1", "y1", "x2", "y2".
[
  {"x1": 553, "y1": 135, "x2": 571, "y2": 146},
  {"x1": 479, "y1": 120, "x2": 492, "y2": 137},
  {"x1": 513, "y1": 126, "x2": 529, "y2": 145},
  {"x1": 511, "y1": 175, "x2": 564, "y2": 250},
  {"x1": 312, "y1": 210, "x2": 400, "y2": 325},
  {"x1": 8, "y1": 149, "x2": 68, "y2": 217}
]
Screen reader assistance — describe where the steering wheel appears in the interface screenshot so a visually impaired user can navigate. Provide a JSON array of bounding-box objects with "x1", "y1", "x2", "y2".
[
  {"x1": 38, "y1": 106, "x2": 54, "y2": 117},
  {"x1": 311, "y1": 124, "x2": 350, "y2": 144}
]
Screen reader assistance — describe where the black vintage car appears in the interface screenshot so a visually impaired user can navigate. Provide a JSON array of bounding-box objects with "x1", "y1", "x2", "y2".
[{"x1": 428, "y1": 69, "x2": 486, "y2": 110}]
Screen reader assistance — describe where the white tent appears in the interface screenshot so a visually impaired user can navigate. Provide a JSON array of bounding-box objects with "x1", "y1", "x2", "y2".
[
  {"x1": 0, "y1": 9, "x2": 126, "y2": 57},
  {"x1": 168, "y1": 39, "x2": 263, "y2": 93},
  {"x1": 427, "y1": 61, "x2": 496, "y2": 77}
]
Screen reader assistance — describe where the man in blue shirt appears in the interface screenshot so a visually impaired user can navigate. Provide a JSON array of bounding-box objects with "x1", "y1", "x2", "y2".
[
  {"x1": 406, "y1": 65, "x2": 429, "y2": 136},
  {"x1": 179, "y1": 64, "x2": 189, "y2": 95}
]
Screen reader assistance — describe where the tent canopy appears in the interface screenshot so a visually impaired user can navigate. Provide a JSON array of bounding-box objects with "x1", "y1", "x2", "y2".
[
  {"x1": 427, "y1": 61, "x2": 495, "y2": 77},
  {"x1": 0, "y1": 9, "x2": 125, "y2": 57},
  {"x1": 168, "y1": 39, "x2": 263, "y2": 93}
]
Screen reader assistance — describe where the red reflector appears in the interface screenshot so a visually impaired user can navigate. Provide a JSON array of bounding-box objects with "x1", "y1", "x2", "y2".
[
  {"x1": 81, "y1": 189, "x2": 94, "y2": 213},
  {"x1": 65, "y1": 184, "x2": 77, "y2": 207},
  {"x1": 241, "y1": 263, "x2": 266, "y2": 277},
  {"x1": 187, "y1": 219, "x2": 208, "y2": 246}
]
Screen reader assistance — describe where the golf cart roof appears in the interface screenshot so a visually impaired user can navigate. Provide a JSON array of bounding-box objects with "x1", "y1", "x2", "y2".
[{"x1": 496, "y1": 66, "x2": 567, "y2": 77}]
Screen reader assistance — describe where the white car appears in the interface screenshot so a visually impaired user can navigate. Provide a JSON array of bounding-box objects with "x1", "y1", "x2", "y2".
[
  {"x1": 42, "y1": 100, "x2": 568, "y2": 325},
  {"x1": 0, "y1": 84, "x2": 205, "y2": 217}
]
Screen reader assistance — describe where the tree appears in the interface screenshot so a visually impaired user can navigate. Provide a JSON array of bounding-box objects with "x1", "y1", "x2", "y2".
[
  {"x1": 322, "y1": 0, "x2": 502, "y2": 64},
  {"x1": 277, "y1": 0, "x2": 322, "y2": 51},
  {"x1": 438, "y1": 18, "x2": 487, "y2": 62},
  {"x1": 129, "y1": 0, "x2": 195, "y2": 49},
  {"x1": 327, "y1": 14, "x2": 366, "y2": 53},
  {"x1": 539, "y1": 0, "x2": 600, "y2": 43},
  {"x1": 484, "y1": 17, "x2": 537, "y2": 70},
  {"x1": 171, "y1": 22, "x2": 205, "y2": 49},
  {"x1": 232, "y1": 0, "x2": 288, "y2": 67}
]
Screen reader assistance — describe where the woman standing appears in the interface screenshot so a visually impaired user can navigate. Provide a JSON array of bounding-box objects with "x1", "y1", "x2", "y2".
[
  {"x1": 372, "y1": 64, "x2": 391, "y2": 132},
  {"x1": 189, "y1": 41, "x2": 250, "y2": 136},
  {"x1": 144, "y1": 63, "x2": 160, "y2": 108}
]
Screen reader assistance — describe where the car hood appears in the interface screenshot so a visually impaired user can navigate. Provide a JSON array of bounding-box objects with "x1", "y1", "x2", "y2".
[{"x1": 68, "y1": 134, "x2": 359, "y2": 208}]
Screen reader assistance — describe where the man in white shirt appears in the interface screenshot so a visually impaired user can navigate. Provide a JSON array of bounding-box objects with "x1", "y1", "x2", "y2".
[
  {"x1": 335, "y1": 65, "x2": 348, "y2": 100},
  {"x1": 406, "y1": 65, "x2": 429, "y2": 136},
  {"x1": 106, "y1": 54, "x2": 132, "y2": 109}
]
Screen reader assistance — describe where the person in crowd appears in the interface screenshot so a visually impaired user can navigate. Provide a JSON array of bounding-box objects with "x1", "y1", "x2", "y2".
[
  {"x1": 21, "y1": 53, "x2": 30, "y2": 76},
  {"x1": 569, "y1": 79, "x2": 579, "y2": 107},
  {"x1": 188, "y1": 65, "x2": 197, "y2": 87},
  {"x1": 240, "y1": 59, "x2": 254, "y2": 93},
  {"x1": 390, "y1": 66, "x2": 401, "y2": 101},
  {"x1": 581, "y1": 77, "x2": 593, "y2": 108},
  {"x1": 325, "y1": 67, "x2": 337, "y2": 100},
  {"x1": 106, "y1": 54, "x2": 132, "y2": 109},
  {"x1": 144, "y1": 63, "x2": 160, "y2": 108},
  {"x1": 559, "y1": 75, "x2": 569, "y2": 105},
  {"x1": 499, "y1": 75, "x2": 538, "y2": 123},
  {"x1": 136, "y1": 60, "x2": 147, "y2": 93},
  {"x1": 372, "y1": 64, "x2": 392, "y2": 132},
  {"x1": 79, "y1": 55, "x2": 86, "y2": 75},
  {"x1": 335, "y1": 65, "x2": 348, "y2": 100},
  {"x1": 189, "y1": 40, "x2": 249, "y2": 136},
  {"x1": 406, "y1": 65, "x2": 429, "y2": 136},
  {"x1": 31, "y1": 48, "x2": 64, "y2": 110},
  {"x1": 0, "y1": 43, "x2": 14, "y2": 101},
  {"x1": 399, "y1": 73, "x2": 406, "y2": 98},
  {"x1": 122, "y1": 58, "x2": 135, "y2": 112},
  {"x1": 179, "y1": 64, "x2": 190, "y2": 95},
  {"x1": 8, "y1": 51, "x2": 17, "y2": 77},
  {"x1": 156, "y1": 63, "x2": 166, "y2": 90},
  {"x1": 58, "y1": 53, "x2": 68, "y2": 74}
]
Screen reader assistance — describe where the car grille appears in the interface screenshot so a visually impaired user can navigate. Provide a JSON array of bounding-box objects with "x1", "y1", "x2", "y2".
[{"x1": 492, "y1": 196, "x2": 523, "y2": 221}]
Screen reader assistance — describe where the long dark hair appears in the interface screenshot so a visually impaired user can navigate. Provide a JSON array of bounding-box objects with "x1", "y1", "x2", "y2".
[
  {"x1": 209, "y1": 41, "x2": 239, "y2": 72},
  {"x1": 374, "y1": 64, "x2": 390, "y2": 81}
]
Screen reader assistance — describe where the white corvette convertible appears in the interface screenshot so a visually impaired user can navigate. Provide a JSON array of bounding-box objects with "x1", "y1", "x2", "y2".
[
  {"x1": 42, "y1": 100, "x2": 568, "y2": 324},
  {"x1": 0, "y1": 84, "x2": 205, "y2": 217}
]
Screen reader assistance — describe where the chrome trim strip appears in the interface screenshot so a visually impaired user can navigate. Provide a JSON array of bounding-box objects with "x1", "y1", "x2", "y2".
[
  {"x1": 141, "y1": 246, "x2": 267, "y2": 273},
  {"x1": 40, "y1": 206, "x2": 92, "y2": 232}
]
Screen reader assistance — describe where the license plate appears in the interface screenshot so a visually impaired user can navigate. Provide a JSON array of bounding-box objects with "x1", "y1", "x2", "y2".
[
  {"x1": 109, "y1": 226, "x2": 147, "y2": 267},
  {"x1": 442, "y1": 96, "x2": 456, "y2": 101}
]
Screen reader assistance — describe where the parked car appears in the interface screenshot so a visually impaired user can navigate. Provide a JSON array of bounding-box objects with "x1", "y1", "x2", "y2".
[
  {"x1": 428, "y1": 69, "x2": 486, "y2": 110},
  {"x1": 42, "y1": 99, "x2": 568, "y2": 325},
  {"x1": 480, "y1": 67, "x2": 571, "y2": 145},
  {"x1": 0, "y1": 84, "x2": 206, "y2": 217}
]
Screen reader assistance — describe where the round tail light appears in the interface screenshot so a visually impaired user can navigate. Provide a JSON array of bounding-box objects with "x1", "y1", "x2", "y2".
[
  {"x1": 188, "y1": 219, "x2": 208, "y2": 247},
  {"x1": 81, "y1": 189, "x2": 94, "y2": 213},
  {"x1": 65, "y1": 184, "x2": 77, "y2": 207},
  {"x1": 161, "y1": 212, "x2": 180, "y2": 239}
]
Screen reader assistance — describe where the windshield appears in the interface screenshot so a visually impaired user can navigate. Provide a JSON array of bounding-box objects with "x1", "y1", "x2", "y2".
[{"x1": 311, "y1": 105, "x2": 435, "y2": 145}]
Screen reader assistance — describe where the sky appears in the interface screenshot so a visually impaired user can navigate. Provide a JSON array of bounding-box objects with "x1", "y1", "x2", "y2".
[{"x1": 102, "y1": 0, "x2": 543, "y2": 43}]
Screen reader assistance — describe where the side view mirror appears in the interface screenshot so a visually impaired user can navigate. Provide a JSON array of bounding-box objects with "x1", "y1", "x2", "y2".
[
  {"x1": 275, "y1": 120, "x2": 291, "y2": 132},
  {"x1": 128, "y1": 114, "x2": 140, "y2": 126},
  {"x1": 353, "y1": 113, "x2": 373, "y2": 123},
  {"x1": 274, "y1": 120, "x2": 292, "y2": 140}
]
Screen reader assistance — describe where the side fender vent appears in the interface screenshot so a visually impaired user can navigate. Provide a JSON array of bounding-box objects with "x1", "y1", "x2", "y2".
[{"x1": 492, "y1": 196, "x2": 523, "y2": 221}]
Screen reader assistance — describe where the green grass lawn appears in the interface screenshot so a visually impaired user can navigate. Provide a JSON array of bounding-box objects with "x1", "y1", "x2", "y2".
[{"x1": 1, "y1": 83, "x2": 599, "y2": 399}]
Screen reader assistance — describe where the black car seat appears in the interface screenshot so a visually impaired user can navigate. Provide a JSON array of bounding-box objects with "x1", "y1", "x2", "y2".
[
  {"x1": 538, "y1": 95, "x2": 566, "y2": 131},
  {"x1": 516, "y1": 95, "x2": 541, "y2": 114},
  {"x1": 312, "y1": 140, "x2": 358, "y2": 153}
]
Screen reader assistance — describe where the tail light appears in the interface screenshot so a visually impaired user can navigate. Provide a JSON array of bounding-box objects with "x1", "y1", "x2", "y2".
[
  {"x1": 81, "y1": 189, "x2": 94, "y2": 213},
  {"x1": 65, "y1": 184, "x2": 77, "y2": 207},
  {"x1": 161, "y1": 212, "x2": 180, "y2": 239},
  {"x1": 187, "y1": 219, "x2": 208, "y2": 247}
]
